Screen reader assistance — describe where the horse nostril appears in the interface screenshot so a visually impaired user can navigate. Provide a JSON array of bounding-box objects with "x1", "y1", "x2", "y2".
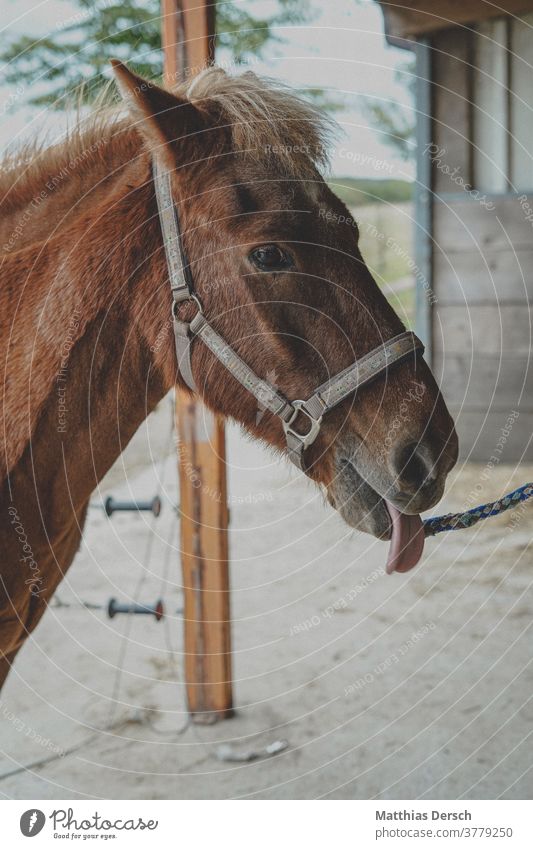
[{"x1": 393, "y1": 441, "x2": 434, "y2": 493}]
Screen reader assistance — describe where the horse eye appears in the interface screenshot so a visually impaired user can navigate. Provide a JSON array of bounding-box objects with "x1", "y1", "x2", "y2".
[{"x1": 249, "y1": 244, "x2": 292, "y2": 272}]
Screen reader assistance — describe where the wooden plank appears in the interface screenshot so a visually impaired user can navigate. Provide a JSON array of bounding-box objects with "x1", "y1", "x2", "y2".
[
  {"x1": 176, "y1": 399, "x2": 232, "y2": 722},
  {"x1": 414, "y1": 39, "x2": 433, "y2": 359},
  {"x1": 162, "y1": 0, "x2": 233, "y2": 723},
  {"x1": 161, "y1": 0, "x2": 186, "y2": 84},
  {"x1": 432, "y1": 28, "x2": 472, "y2": 193},
  {"x1": 181, "y1": 0, "x2": 216, "y2": 76},
  {"x1": 377, "y1": 0, "x2": 533, "y2": 43},
  {"x1": 434, "y1": 353, "x2": 533, "y2": 409},
  {"x1": 509, "y1": 12, "x2": 533, "y2": 191},
  {"x1": 434, "y1": 246, "x2": 533, "y2": 304},
  {"x1": 448, "y1": 408, "x2": 532, "y2": 461},
  {"x1": 433, "y1": 304, "x2": 532, "y2": 355},
  {"x1": 472, "y1": 18, "x2": 509, "y2": 194},
  {"x1": 433, "y1": 195, "x2": 533, "y2": 251}
]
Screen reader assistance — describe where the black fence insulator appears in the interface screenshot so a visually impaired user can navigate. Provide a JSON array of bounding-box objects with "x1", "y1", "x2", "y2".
[
  {"x1": 104, "y1": 495, "x2": 162, "y2": 517},
  {"x1": 107, "y1": 598, "x2": 165, "y2": 621}
]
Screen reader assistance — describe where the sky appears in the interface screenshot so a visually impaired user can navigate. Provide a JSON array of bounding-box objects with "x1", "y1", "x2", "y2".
[{"x1": 0, "y1": 0, "x2": 415, "y2": 179}]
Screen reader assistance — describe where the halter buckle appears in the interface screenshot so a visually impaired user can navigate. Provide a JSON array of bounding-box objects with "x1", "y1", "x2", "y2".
[{"x1": 283, "y1": 400, "x2": 323, "y2": 450}]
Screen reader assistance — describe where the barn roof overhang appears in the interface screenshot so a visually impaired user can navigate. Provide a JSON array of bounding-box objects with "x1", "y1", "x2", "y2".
[{"x1": 375, "y1": 0, "x2": 533, "y2": 48}]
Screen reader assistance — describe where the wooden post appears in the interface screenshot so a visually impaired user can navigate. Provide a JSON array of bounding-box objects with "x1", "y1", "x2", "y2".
[{"x1": 161, "y1": 0, "x2": 233, "y2": 723}]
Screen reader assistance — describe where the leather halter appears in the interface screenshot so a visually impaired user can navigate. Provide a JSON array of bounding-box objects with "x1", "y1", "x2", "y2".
[{"x1": 153, "y1": 160, "x2": 425, "y2": 471}]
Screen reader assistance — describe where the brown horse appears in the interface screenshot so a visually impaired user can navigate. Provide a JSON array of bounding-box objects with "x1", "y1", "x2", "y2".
[{"x1": 0, "y1": 63, "x2": 457, "y2": 689}]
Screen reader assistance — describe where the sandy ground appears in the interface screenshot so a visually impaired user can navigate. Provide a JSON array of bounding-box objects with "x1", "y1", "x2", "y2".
[{"x1": 0, "y1": 395, "x2": 532, "y2": 800}]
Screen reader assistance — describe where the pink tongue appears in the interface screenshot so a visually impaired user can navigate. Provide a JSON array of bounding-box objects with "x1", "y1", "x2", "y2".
[{"x1": 384, "y1": 501, "x2": 425, "y2": 575}]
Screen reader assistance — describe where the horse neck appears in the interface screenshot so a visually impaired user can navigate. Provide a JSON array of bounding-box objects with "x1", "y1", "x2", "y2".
[
  {"x1": 0, "y1": 124, "x2": 140, "y2": 252},
  {"x1": 2, "y1": 145, "x2": 178, "y2": 514}
]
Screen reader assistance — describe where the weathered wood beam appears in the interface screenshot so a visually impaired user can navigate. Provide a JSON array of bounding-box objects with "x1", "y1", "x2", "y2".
[{"x1": 161, "y1": 0, "x2": 233, "y2": 724}]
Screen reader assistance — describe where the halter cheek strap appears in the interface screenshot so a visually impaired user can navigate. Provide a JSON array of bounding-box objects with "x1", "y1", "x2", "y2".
[
  {"x1": 153, "y1": 160, "x2": 425, "y2": 471},
  {"x1": 153, "y1": 158, "x2": 198, "y2": 392}
]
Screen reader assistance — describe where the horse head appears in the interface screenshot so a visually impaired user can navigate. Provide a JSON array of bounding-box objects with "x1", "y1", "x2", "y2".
[{"x1": 113, "y1": 61, "x2": 458, "y2": 572}]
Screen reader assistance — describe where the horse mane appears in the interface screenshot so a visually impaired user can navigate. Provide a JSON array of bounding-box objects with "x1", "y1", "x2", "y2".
[
  {"x1": 0, "y1": 104, "x2": 135, "y2": 219},
  {"x1": 0, "y1": 67, "x2": 336, "y2": 221},
  {"x1": 184, "y1": 67, "x2": 336, "y2": 173}
]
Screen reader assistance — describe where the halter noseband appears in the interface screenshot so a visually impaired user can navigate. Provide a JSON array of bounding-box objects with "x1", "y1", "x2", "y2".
[{"x1": 153, "y1": 160, "x2": 425, "y2": 471}]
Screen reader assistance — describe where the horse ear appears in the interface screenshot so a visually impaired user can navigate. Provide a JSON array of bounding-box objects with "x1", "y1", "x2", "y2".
[{"x1": 110, "y1": 59, "x2": 205, "y2": 167}]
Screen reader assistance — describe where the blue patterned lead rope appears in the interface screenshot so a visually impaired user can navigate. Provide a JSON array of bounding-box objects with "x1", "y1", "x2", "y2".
[{"x1": 423, "y1": 482, "x2": 533, "y2": 537}]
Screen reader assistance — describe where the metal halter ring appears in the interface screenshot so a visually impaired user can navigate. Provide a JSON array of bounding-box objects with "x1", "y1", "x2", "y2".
[
  {"x1": 172, "y1": 292, "x2": 203, "y2": 319},
  {"x1": 282, "y1": 400, "x2": 323, "y2": 450}
]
